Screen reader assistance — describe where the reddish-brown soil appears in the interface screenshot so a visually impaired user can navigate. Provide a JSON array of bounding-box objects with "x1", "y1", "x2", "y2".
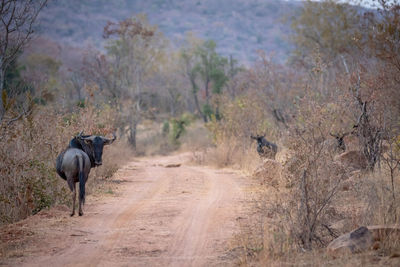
[{"x1": 0, "y1": 153, "x2": 249, "y2": 266}]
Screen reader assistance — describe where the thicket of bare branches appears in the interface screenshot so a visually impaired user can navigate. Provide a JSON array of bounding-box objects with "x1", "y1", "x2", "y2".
[{"x1": 0, "y1": 0, "x2": 48, "y2": 120}]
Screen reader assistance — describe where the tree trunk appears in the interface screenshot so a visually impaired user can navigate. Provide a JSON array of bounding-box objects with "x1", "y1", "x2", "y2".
[
  {"x1": 205, "y1": 77, "x2": 210, "y2": 105},
  {"x1": 128, "y1": 119, "x2": 138, "y2": 150},
  {"x1": 170, "y1": 99, "x2": 176, "y2": 117},
  {"x1": 190, "y1": 75, "x2": 207, "y2": 122},
  {"x1": 193, "y1": 89, "x2": 207, "y2": 123},
  {"x1": 0, "y1": 68, "x2": 5, "y2": 121}
]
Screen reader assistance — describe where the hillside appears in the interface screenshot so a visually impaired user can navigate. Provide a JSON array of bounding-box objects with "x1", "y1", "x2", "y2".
[{"x1": 37, "y1": 0, "x2": 300, "y2": 64}]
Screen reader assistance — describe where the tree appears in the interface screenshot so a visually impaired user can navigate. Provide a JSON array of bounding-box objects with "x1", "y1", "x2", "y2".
[
  {"x1": 181, "y1": 38, "x2": 229, "y2": 122},
  {"x1": 180, "y1": 33, "x2": 206, "y2": 121},
  {"x1": 103, "y1": 15, "x2": 167, "y2": 149},
  {"x1": 359, "y1": 0, "x2": 400, "y2": 78},
  {"x1": 151, "y1": 52, "x2": 186, "y2": 116},
  {"x1": 225, "y1": 54, "x2": 243, "y2": 100},
  {"x1": 0, "y1": 0, "x2": 48, "y2": 120},
  {"x1": 194, "y1": 40, "x2": 228, "y2": 121},
  {"x1": 82, "y1": 48, "x2": 123, "y2": 102},
  {"x1": 348, "y1": 1, "x2": 400, "y2": 170},
  {"x1": 290, "y1": 0, "x2": 359, "y2": 68},
  {"x1": 22, "y1": 53, "x2": 61, "y2": 105},
  {"x1": 3, "y1": 55, "x2": 30, "y2": 97}
]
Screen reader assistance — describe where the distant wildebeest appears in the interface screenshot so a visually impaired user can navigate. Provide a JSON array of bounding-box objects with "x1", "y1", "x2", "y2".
[
  {"x1": 250, "y1": 134, "x2": 278, "y2": 159},
  {"x1": 330, "y1": 132, "x2": 350, "y2": 152},
  {"x1": 56, "y1": 131, "x2": 116, "y2": 216}
]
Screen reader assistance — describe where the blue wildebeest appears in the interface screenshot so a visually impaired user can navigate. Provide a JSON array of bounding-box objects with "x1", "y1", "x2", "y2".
[
  {"x1": 250, "y1": 134, "x2": 278, "y2": 159},
  {"x1": 56, "y1": 132, "x2": 116, "y2": 216},
  {"x1": 329, "y1": 132, "x2": 350, "y2": 152}
]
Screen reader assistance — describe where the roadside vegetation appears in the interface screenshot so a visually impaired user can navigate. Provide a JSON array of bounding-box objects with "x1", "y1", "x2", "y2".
[
  {"x1": 207, "y1": 0, "x2": 400, "y2": 265},
  {"x1": 1, "y1": 0, "x2": 400, "y2": 265}
]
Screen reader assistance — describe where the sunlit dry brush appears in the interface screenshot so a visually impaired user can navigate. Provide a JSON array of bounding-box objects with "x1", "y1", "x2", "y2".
[
  {"x1": 0, "y1": 101, "x2": 122, "y2": 225},
  {"x1": 0, "y1": 107, "x2": 69, "y2": 225}
]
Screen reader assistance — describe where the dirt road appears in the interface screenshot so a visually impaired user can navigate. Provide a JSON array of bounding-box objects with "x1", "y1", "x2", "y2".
[{"x1": 1, "y1": 153, "x2": 248, "y2": 266}]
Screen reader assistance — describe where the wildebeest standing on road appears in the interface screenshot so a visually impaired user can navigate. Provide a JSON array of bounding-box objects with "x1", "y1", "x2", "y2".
[{"x1": 56, "y1": 132, "x2": 116, "y2": 216}]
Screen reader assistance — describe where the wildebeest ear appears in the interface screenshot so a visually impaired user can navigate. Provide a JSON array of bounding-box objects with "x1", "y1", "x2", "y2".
[
  {"x1": 102, "y1": 133, "x2": 116, "y2": 145},
  {"x1": 83, "y1": 139, "x2": 92, "y2": 145}
]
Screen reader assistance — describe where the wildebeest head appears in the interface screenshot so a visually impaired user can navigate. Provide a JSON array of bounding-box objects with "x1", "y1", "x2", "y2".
[
  {"x1": 250, "y1": 134, "x2": 265, "y2": 144},
  {"x1": 250, "y1": 134, "x2": 278, "y2": 158},
  {"x1": 76, "y1": 132, "x2": 116, "y2": 166}
]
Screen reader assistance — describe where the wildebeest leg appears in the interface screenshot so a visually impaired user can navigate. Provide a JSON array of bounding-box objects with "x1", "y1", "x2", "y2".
[
  {"x1": 78, "y1": 174, "x2": 85, "y2": 217},
  {"x1": 68, "y1": 180, "x2": 76, "y2": 216},
  {"x1": 78, "y1": 186, "x2": 83, "y2": 216}
]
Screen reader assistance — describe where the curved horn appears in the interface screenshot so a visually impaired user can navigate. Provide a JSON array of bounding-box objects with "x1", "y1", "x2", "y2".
[
  {"x1": 78, "y1": 134, "x2": 96, "y2": 142},
  {"x1": 101, "y1": 132, "x2": 116, "y2": 145}
]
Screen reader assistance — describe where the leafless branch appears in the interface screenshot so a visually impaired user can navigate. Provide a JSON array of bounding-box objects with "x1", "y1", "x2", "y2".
[
  {"x1": 0, "y1": 0, "x2": 48, "y2": 120},
  {"x1": 6, "y1": 106, "x2": 32, "y2": 126}
]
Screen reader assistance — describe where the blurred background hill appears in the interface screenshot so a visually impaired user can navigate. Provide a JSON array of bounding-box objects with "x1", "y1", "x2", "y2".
[{"x1": 38, "y1": 0, "x2": 299, "y2": 63}]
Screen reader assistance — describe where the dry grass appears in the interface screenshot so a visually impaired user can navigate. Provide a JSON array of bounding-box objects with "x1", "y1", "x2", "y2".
[
  {"x1": 192, "y1": 137, "x2": 261, "y2": 175},
  {"x1": 180, "y1": 120, "x2": 213, "y2": 152},
  {"x1": 135, "y1": 119, "x2": 214, "y2": 157}
]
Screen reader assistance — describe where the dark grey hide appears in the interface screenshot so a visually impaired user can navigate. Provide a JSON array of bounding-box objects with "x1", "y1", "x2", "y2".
[
  {"x1": 56, "y1": 132, "x2": 116, "y2": 216},
  {"x1": 250, "y1": 135, "x2": 278, "y2": 159}
]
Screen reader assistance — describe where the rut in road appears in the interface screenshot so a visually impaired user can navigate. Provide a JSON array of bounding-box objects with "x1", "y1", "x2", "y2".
[{"x1": 19, "y1": 153, "x2": 246, "y2": 267}]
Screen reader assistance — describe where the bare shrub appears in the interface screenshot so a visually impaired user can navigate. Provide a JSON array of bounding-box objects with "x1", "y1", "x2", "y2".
[
  {"x1": 265, "y1": 64, "x2": 351, "y2": 251},
  {"x1": 1, "y1": 107, "x2": 68, "y2": 224},
  {"x1": 381, "y1": 139, "x2": 400, "y2": 206},
  {"x1": 283, "y1": 129, "x2": 348, "y2": 250}
]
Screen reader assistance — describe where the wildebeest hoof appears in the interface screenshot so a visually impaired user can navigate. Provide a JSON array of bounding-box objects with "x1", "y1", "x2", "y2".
[
  {"x1": 70, "y1": 212, "x2": 75, "y2": 217},
  {"x1": 79, "y1": 212, "x2": 83, "y2": 216}
]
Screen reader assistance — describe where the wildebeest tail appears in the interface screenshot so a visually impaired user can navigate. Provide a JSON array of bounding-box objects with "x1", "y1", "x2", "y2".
[{"x1": 76, "y1": 155, "x2": 86, "y2": 205}]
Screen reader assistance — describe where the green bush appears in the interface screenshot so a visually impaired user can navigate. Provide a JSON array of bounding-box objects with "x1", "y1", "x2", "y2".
[{"x1": 169, "y1": 113, "x2": 193, "y2": 144}]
